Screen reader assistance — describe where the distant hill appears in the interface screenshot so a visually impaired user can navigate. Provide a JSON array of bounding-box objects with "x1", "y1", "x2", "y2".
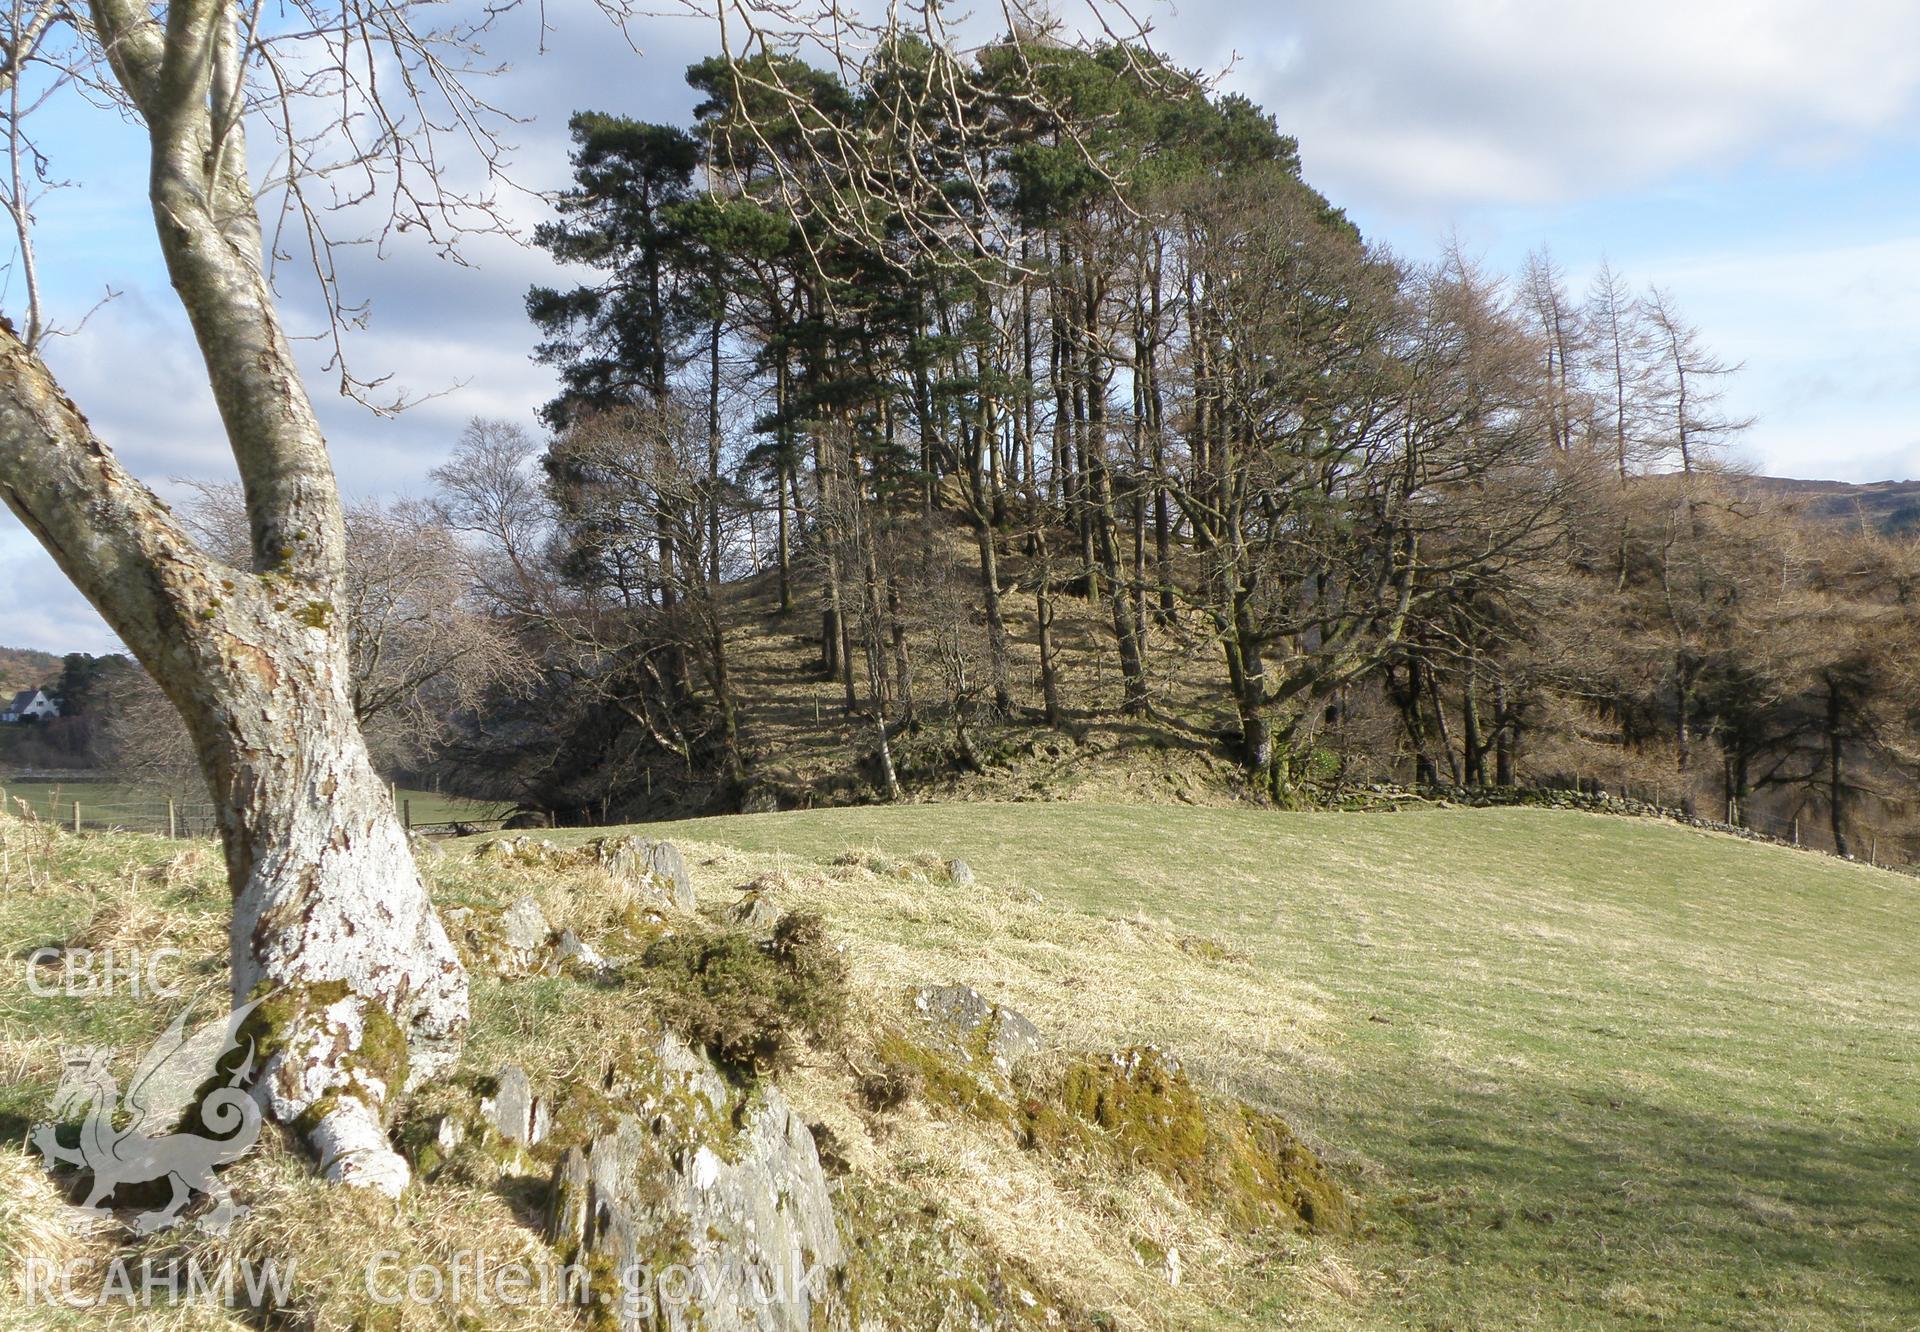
[
  {"x1": 0, "y1": 646, "x2": 59, "y2": 697},
  {"x1": 1739, "y1": 475, "x2": 1920, "y2": 535}
]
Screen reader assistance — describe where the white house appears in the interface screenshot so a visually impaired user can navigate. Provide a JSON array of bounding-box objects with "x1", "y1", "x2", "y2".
[{"x1": 0, "y1": 689, "x2": 58, "y2": 723}]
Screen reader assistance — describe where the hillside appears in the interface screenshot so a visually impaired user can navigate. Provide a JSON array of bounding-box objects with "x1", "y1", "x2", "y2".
[
  {"x1": 0, "y1": 646, "x2": 58, "y2": 698},
  {"x1": 4, "y1": 803, "x2": 1915, "y2": 1328},
  {"x1": 1740, "y1": 474, "x2": 1920, "y2": 534}
]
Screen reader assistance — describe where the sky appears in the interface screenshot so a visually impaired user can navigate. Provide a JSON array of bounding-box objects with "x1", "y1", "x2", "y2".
[{"x1": 6, "y1": 0, "x2": 1920, "y2": 654}]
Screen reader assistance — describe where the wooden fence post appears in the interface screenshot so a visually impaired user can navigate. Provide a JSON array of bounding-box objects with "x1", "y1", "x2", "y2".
[
  {"x1": 167, "y1": 798, "x2": 178, "y2": 840},
  {"x1": 1792, "y1": 817, "x2": 1799, "y2": 846},
  {"x1": 403, "y1": 799, "x2": 412, "y2": 831},
  {"x1": 71, "y1": 801, "x2": 80, "y2": 834}
]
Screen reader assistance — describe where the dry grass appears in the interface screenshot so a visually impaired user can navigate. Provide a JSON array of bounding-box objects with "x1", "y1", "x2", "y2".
[
  {"x1": 6, "y1": 800, "x2": 1917, "y2": 1328},
  {"x1": 566, "y1": 803, "x2": 1920, "y2": 1330}
]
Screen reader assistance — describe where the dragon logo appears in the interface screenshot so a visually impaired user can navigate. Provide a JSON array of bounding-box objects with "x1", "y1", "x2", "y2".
[{"x1": 31, "y1": 997, "x2": 265, "y2": 1234}]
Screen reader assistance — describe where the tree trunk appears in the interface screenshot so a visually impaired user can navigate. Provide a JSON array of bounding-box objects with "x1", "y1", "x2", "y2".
[
  {"x1": 1034, "y1": 523, "x2": 1063, "y2": 728},
  {"x1": 1082, "y1": 347, "x2": 1148, "y2": 715},
  {"x1": 1228, "y1": 578, "x2": 1275, "y2": 795},
  {"x1": 1427, "y1": 666, "x2": 1463, "y2": 785},
  {"x1": 1827, "y1": 677, "x2": 1849, "y2": 857},
  {"x1": 966, "y1": 375, "x2": 1014, "y2": 716},
  {"x1": 0, "y1": 351, "x2": 465, "y2": 1195},
  {"x1": 1461, "y1": 669, "x2": 1485, "y2": 787},
  {"x1": 974, "y1": 517, "x2": 1013, "y2": 716},
  {"x1": 223, "y1": 657, "x2": 466, "y2": 1195},
  {"x1": 888, "y1": 576, "x2": 916, "y2": 725},
  {"x1": 776, "y1": 457, "x2": 792, "y2": 614},
  {"x1": 821, "y1": 605, "x2": 843, "y2": 680},
  {"x1": 1090, "y1": 454, "x2": 1149, "y2": 715},
  {"x1": 1493, "y1": 678, "x2": 1516, "y2": 786},
  {"x1": 707, "y1": 311, "x2": 725, "y2": 585},
  {"x1": 704, "y1": 603, "x2": 743, "y2": 780},
  {"x1": 1389, "y1": 657, "x2": 1437, "y2": 785},
  {"x1": 1675, "y1": 654, "x2": 1697, "y2": 816},
  {"x1": 0, "y1": 6, "x2": 466, "y2": 1197}
]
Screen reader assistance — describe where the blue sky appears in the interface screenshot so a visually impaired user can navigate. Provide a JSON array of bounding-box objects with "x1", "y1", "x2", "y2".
[{"x1": 6, "y1": 0, "x2": 1920, "y2": 653}]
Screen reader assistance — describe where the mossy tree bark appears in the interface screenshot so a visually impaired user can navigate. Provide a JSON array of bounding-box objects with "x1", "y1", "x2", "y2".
[{"x1": 0, "y1": 0, "x2": 465, "y2": 1194}]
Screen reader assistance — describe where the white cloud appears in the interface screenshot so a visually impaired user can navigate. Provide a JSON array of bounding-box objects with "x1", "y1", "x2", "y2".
[
  {"x1": 1183, "y1": 0, "x2": 1920, "y2": 210},
  {"x1": 9, "y1": 1, "x2": 1920, "y2": 650},
  {"x1": 0, "y1": 527, "x2": 125, "y2": 655}
]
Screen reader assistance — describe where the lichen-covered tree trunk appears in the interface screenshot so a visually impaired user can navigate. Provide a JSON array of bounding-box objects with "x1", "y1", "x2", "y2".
[
  {"x1": 0, "y1": 0, "x2": 466, "y2": 1195},
  {"x1": 213, "y1": 613, "x2": 466, "y2": 1194},
  {"x1": 0, "y1": 320, "x2": 466, "y2": 1196}
]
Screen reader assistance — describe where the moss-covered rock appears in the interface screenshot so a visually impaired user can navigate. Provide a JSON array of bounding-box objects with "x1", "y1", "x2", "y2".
[
  {"x1": 835, "y1": 1175, "x2": 1102, "y2": 1331},
  {"x1": 621, "y1": 912, "x2": 849, "y2": 1081},
  {"x1": 541, "y1": 1033, "x2": 846, "y2": 1332},
  {"x1": 1033, "y1": 1047, "x2": 1349, "y2": 1236},
  {"x1": 870, "y1": 1017, "x2": 1350, "y2": 1241}
]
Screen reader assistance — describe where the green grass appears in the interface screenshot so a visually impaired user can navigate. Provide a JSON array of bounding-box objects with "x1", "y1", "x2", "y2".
[
  {"x1": 394, "y1": 788, "x2": 512, "y2": 826},
  {"x1": 6, "y1": 802, "x2": 1914, "y2": 1327},
  {"x1": 0, "y1": 780, "x2": 178, "y2": 818},
  {"x1": 0, "y1": 779, "x2": 507, "y2": 832},
  {"x1": 560, "y1": 804, "x2": 1920, "y2": 1330}
]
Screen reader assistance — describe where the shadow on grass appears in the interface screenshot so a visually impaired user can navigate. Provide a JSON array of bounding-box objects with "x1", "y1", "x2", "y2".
[{"x1": 1361, "y1": 1079, "x2": 1920, "y2": 1320}]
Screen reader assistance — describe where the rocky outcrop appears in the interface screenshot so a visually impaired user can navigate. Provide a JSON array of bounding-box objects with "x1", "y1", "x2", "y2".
[
  {"x1": 591, "y1": 835, "x2": 695, "y2": 912},
  {"x1": 912, "y1": 983, "x2": 1043, "y2": 1075},
  {"x1": 544, "y1": 1033, "x2": 846, "y2": 1331},
  {"x1": 499, "y1": 896, "x2": 553, "y2": 954},
  {"x1": 483, "y1": 1065, "x2": 550, "y2": 1146},
  {"x1": 727, "y1": 892, "x2": 783, "y2": 933}
]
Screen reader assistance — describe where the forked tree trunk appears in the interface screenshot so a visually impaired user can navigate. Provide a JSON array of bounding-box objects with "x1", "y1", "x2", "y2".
[
  {"x1": 0, "y1": 336, "x2": 466, "y2": 1194},
  {"x1": 0, "y1": 1, "x2": 465, "y2": 1196},
  {"x1": 218, "y1": 631, "x2": 467, "y2": 1194}
]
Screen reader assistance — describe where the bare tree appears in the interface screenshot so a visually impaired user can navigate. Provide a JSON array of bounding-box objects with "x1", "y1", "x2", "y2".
[
  {"x1": 0, "y1": 0, "x2": 1174, "y2": 1192},
  {"x1": 430, "y1": 418, "x2": 558, "y2": 617},
  {"x1": 1584, "y1": 260, "x2": 1653, "y2": 480},
  {"x1": 182, "y1": 481, "x2": 530, "y2": 763},
  {"x1": 0, "y1": 0, "x2": 536, "y2": 1193},
  {"x1": 1643, "y1": 285, "x2": 1752, "y2": 475},
  {"x1": 1520, "y1": 249, "x2": 1586, "y2": 455}
]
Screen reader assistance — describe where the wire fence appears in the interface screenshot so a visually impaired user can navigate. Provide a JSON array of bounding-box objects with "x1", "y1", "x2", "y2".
[
  {"x1": 0, "y1": 781, "x2": 221, "y2": 839},
  {"x1": 5, "y1": 769, "x2": 1914, "y2": 875},
  {"x1": 0, "y1": 776, "x2": 517, "y2": 841}
]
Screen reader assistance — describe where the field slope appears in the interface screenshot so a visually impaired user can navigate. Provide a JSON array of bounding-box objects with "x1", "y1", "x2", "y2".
[{"x1": 586, "y1": 804, "x2": 1920, "y2": 1329}]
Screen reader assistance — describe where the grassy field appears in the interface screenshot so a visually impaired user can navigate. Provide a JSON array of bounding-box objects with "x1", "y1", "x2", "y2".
[
  {"x1": 2, "y1": 803, "x2": 1913, "y2": 1328},
  {"x1": 395, "y1": 788, "x2": 513, "y2": 826},
  {"x1": 0, "y1": 778, "x2": 507, "y2": 833},
  {"x1": 554, "y1": 804, "x2": 1920, "y2": 1330}
]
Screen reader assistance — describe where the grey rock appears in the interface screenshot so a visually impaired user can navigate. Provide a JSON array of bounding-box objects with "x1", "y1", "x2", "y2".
[
  {"x1": 433, "y1": 1114, "x2": 466, "y2": 1159},
  {"x1": 912, "y1": 983, "x2": 1043, "y2": 1074},
  {"x1": 500, "y1": 896, "x2": 552, "y2": 953},
  {"x1": 545, "y1": 1034, "x2": 844, "y2": 1331},
  {"x1": 945, "y1": 858, "x2": 976, "y2": 888},
  {"x1": 555, "y1": 928, "x2": 604, "y2": 969},
  {"x1": 592, "y1": 836, "x2": 696, "y2": 912},
  {"x1": 486, "y1": 1065, "x2": 549, "y2": 1146},
  {"x1": 739, "y1": 785, "x2": 781, "y2": 815},
  {"x1": 726, "y1": 892, "x2": 783, "y2": 932}
]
